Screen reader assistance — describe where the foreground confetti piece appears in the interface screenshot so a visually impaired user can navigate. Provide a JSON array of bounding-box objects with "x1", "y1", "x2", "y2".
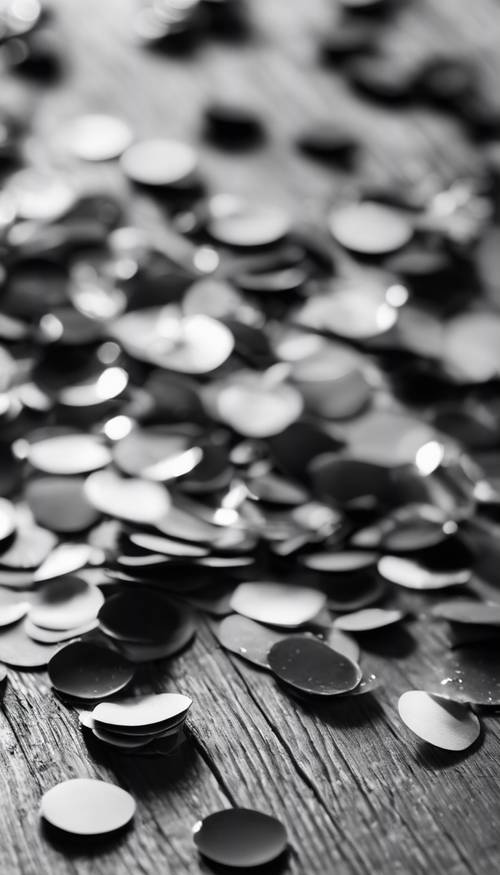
[
  {"x1": 398, "y1": 691, "x2": 480, "y2": 750},
  {"x1": 64, "y1": 114, "x2": 133, "y2": 161},
  {"x1": 193, "y1": 808, "x2": 288, "y2": 868},
  {"x1": 333, "y1": 608, "x2": 405, "y2": 633},
  {"x1": 328, "y1": 201, "x2": 413, "y2": 254},
  {"x1": 40, "y1": 778, "x2": 136, "y2": 835},
  {"x1": 27, "y1": 478, "x2": 100, "y2": 534},
  {"x1": 28, "y1": 575, "x2": 104, "y2": 631},
  {"x1": 0, "y1": 601, "x2": 30, "y2": 628},
  {"x1": 0, "y1": 517, "x2": 56, "y2": 569},
  {"x1": 431, "y1": 599, "x2": 500, "y2": 626},
  {"x1": 0, "y1": 621, "x2": 61, "y2": 668},
  {"x1": 443, "y1": 312, "x2": 500, "y2": 383},
  {"x1": 27, "y1": 432, "x2": 112, "y2": 475},
  {"x1": 378, "y1": 556, "x2": 471, "y2": 590},
  {"x1": 214, "y1": 371, "x2": 303, "y2": 438},
  {"x1": 208, "y1": 199, "x2": 291, "y2": 248},
  {"x1": 121, "y1": 138, "x2": 198, "y2": 186},
  {"x1": 230, "y1": 582, "x2": 326, "y2": 628},
  {"x1": 112, "y1": 426, "x2": 202, "y2": 481},
  {"x1": 215, "y1": 614, "x2": 286, "y2": 668},
  {"x1": 129, "y1": 532, "x2": 208, "y2": 558},
  {"x1": 268, "y1": 635, "x2": 362, "y2": 696},
  {"x1": 33, "y1": 543, "x2": 92, "y2": 583},
  {"x1": 301, "y1": 550, "x2": 378, "y2": 573},
  {"x1": 324, "y1": 628, "x2": 361, "y2": 663},
  {"x1": 98, "y1": 590, "x2": 192, "y2": 645},
  {"x1": 48, "y1": 640, "x2": 135, "y2": 699},
  {"x1": 24, "y1": 617, "x2": 98, "y2": 644},
  {"x1": 434, "y1": 644, "x2": 500, "y2": 706},
  {"x1": 92, "y1": 693, "x2": 192, "y2": 733},
  {"x1": 110, "y1": 309, "x2": 234, "y2": 374},
  {"x1": 84, "y1": 469, "x2": 170, "y2": 524}
]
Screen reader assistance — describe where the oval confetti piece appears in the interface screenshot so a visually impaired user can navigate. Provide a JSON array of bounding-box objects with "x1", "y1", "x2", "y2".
[
  {"x1": 431, "y1": 599, "x2": 500, "y2": 626},
  {"x1": 27, "y1": 433, "x2": 111, "y2": 475},
  {"x1": 48, "y1": 640, "x2": 135, "y2": 699},
  {"x1": 323, "y1": 628, "x2": 361, "y2": 663},
  {"x1": 434, "y1": 644, "x2": 500, "y2": 706},
  {"x1": 121, "y1": 138, "x2": 197, "y2": 186},
  {"x1": 215, "y1": 614, "x2": 287, "y2": 668},
  {"x1": 328, "y1": 201, "x2": 413, "y2": 254},
  {"x1": 268, "y1": 635, "x2": 362, "y2": 696},
  {"x1": 129, "y1": 532, "x2": 208, "y2": 558},
  {"x1": 26, "y1": 477, "x2": 100, "y2": 533},
  {"x1": 79, "y1": 711, "x2": 154, "y2": 749},
  {"x1": 98, "y1": 590, "x2": 192, "y2": 645},
  {"x1": 84, "y1": 469, "x2": 170, "y2": 524},
  {"x1": 29, "y1": 575, "x2": 104, "y2": 630},
  {"x1": 24, "y1": 617, "x2": 98, "y2": 644},
  {"x1": 112, "y1": 426, "x2": 197, "y2": 478},
  {"x1": 333, "y1": 608, "x2": 405, "y2": 632},
  {"x1": 214, "y1": 372, "x2": 303, "y2": 438},
  {"x1": 40, "y1": 778, "x2": 135, "y2": 835},
  {"x1": 230, "y1": 582, "x2": 326, "y2": 628},
  {"x1": 398, "y1": 690, "x2": 480, "y2": 750},
  {"x1": 92, "y1": 692, "x2": 192, "y2": 732},
  {"x1": 443, "y1": 312, "x2": 500, "y2": 383},
  {"x1": 208, "y1": 200, "x2": 291, "y2": 248},
  {"x1": 64, "y1": 114, "x2": 133, "y2": 162},
  {"x1": 0, "y1": 621, "x2": 61, "y2": 668},
  {"x1": 378, "y1": 556, "x2": 470, "y2": 590},
  {"x1": 193, "y1": 808, "x2": 288, "y2": 868},
  {"x1": 300, "y1": 550, "x2": 378, "y2": 573},
  {"x1": 343, "y1": 672, "x2": 380, "y2": 696},
  {"x1": 111, "y1": 309, "x2": 234, "y2": 374},
  {"x1": 0, "y1": 600, "x2": 30, "y2": 628},
  {"x1": 34, "y1": 543, "x2": 92, "y2": 583},
  {"x1": 0, "y1": 519, "x2": 56, "y2": 570}
]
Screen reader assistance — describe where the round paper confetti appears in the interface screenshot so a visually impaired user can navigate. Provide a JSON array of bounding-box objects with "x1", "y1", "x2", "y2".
[
  {"x1": 111, "y1": 308, "x2": 234, "y2": 374},
  {"x1": 378, "y1": 556, "x2": 470, "y2": 590},
  {"x1": 27, "y1": 433, "x2": 111, "y2": 475},
  {"x1": 230, "y1": 582, "x2": 326, "y2": 628},
  {"x1": 29, "y1": 575, "x2": 104, "y2": 631},
  {"x1": 48, "y1": 640, "x2": 135, "y2": 699},
  {"x1": 84, "y1": 469, "x2": 170, "y2": 524},
  {"x1": 328, "y1": 201, "x2": 413, "y2": 254},
  {"x1": 215, "y1": 614, "x2": 286, "y2": 668},
  {"x1": 92, "y1": 692, "x2": 192, "y2": 732},
  {"x1": 40, "y1": 778, "x2": 135, "y2": 835},
  {"x1": 268, "y1": 635, "x2": 362, "y2": 696},
  {"x1": 431, "y1": 600, "x2": 500, "y2": 626},
  {"x1": 121, "y1": 138, "x2": 197, "y2": 186},
  {"x1": 65, "y1": 114, "x2": 133, "y2": 162},
  {"x1": 333, "y1": 608, "x2": 404, "y2": 632},
  {"x1": 434, "y1": 645, "x2": 500, "y2": 706},
  {"x1": 193, "y1": 808, "x2": 287, "y2": 868},
  {"x1": 398, "y1": 690, "x2": 480, "y2": 750}
]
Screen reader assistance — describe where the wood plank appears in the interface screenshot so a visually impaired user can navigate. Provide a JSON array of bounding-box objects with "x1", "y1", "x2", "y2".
[{"x1": 1, "y1": 0, "x2": 500, "y2": 872}]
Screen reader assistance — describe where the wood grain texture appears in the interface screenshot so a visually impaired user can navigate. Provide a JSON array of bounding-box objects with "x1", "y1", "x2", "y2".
[{"x1": 2, "y1": 0, "x2": 500, "y2": 872}]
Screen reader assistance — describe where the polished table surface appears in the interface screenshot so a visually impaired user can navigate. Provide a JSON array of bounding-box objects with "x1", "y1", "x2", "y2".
[{"x1": 1, "y1": 1, "x2": 500, "y2": 873}]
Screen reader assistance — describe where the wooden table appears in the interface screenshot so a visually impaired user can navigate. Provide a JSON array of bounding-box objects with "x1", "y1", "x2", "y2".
[{"x1": 1, "y1": 1, "x2": 500, "y2": 873}]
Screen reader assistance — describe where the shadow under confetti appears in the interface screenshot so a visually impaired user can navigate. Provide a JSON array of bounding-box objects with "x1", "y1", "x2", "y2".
[
  {"x1": 355, "y1": 626, "x2": 417, "y2": 659},
  {"x1": 280, "y1": 682, "x2": 386, "y2": 731},
  {"x1": 40, "y1": 819, "x2": 132, "y2": 856},
  {"x1": 197, "y1": 848, "x2": 290, "y2": 875},
  {"x1": 412, "y1": 728, "x2": 484, "y2": 770}
]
